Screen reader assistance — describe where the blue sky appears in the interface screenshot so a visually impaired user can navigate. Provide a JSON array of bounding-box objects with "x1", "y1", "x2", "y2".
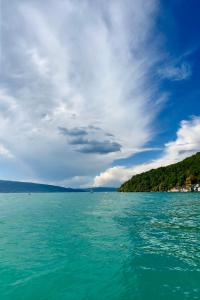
[
  {"x1": 154, "y1": 0, "x2": 200, "y2": 139},
  {"x1": 0, "y1": 0, "x2": 200, "y2": 187},
  {"x1": 112, "y1": 0, "x2": 200, "y2": 165}
]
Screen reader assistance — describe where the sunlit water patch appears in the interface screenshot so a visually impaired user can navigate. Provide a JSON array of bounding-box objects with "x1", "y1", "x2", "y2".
[{"x1": 0, "y1": 193, "x2": 199, "y2": 299}]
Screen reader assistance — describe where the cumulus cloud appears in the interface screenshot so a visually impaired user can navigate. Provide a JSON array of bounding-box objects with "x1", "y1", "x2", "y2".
[
  {"x1": 94, "y1": 117, "x2": 200, "y2": 187},
  {"x1": 0, "y1": 0, "x2": 166, "y2": 185}
]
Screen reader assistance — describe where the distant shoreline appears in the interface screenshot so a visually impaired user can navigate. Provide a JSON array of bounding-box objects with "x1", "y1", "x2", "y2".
[{"x1": 0, "y1": 180, "x2": 116, "y2": 193}]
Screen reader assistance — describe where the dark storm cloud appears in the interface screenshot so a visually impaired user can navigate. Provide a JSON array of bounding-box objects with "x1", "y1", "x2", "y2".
[
  {"x1": 70, "y1": 137, "x2": 88, "y2": 145},
  {"x1": 88, "y1": 125, "x2": 101, "y2": 131},
  {"x1": 77, "y1": 140, "x2": 121, "y2": 154},
  {"x1": 105, "y1": 132, "x2": 115, "y2": 137},
  {"x1": 59, "y1": 126, "x2": 121, "y2": 154},
  {"x1": 59, "y1": 127, "x2": 88, "y2": 136}
]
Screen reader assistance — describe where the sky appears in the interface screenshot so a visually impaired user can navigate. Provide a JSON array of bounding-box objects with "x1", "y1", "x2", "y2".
[{"x1": 0, "y1": 0, "x2": 200, "y2": 187}]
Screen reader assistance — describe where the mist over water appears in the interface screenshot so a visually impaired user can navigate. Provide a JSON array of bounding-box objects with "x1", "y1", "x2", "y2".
[{"x1": 0, "y1": 193, "x2": 199, "y2": 299}]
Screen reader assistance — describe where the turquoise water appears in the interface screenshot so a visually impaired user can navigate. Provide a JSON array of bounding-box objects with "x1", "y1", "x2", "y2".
[{"x1": 0, "y1": 193, "x2": 200, "y2": 300}]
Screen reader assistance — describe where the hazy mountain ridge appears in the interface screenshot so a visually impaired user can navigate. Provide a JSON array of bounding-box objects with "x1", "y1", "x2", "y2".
[
  {"x1": 0, "y1": 180, "x2": 82, "y2": 193},
  {"x1": 0, "y1": 180, "x2": 116, "y2": 193}
]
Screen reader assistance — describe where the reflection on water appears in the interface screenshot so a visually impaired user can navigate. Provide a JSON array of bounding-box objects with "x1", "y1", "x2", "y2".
[
  {"x1": 116, "y1": 193, "x2": 200, "y2": 299},
  {"x1": 0, "y1": 193, "x2": 199, "y2": 300},
  {"x1": 120, "y1": 194, "x2": 200, "y2": 267}
]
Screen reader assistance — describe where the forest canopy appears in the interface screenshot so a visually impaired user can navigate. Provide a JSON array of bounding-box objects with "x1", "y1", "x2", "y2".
[{"x1": 118, "y1": 152, "x2": 200, "y2": 192}]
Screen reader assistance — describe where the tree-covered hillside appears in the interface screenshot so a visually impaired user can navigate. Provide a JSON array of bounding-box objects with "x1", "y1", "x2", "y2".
[{"x1": 118, "y1": 152, "x2": 200, "y2": 192}]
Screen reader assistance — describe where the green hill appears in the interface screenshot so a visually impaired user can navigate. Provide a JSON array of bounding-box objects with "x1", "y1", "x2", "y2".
[{"x1": 118, "y1": 152, "x2": 200, "y2": 192}]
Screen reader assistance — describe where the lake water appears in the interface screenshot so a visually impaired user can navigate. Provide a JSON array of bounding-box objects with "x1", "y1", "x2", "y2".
[{"x1": 0, "y1": 192, "x2": 199, "y2": 299}]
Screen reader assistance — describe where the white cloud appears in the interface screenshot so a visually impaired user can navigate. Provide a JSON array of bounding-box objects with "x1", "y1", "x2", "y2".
[
  {"x1": 94, "y1": 117, "x2": 200, "y2": 187},
  {"x1": 28, "y1": 48, "x2": 50, "y2": 76},
  {"x1": 158, "y1": 62, "x2": 192, "y2": 81},
  {"x1": 0, "y1": 0, "x2": 165, "y2": 185},
  {"x1": 0, "y1": 144, "x2": 14, "y2": 159}
]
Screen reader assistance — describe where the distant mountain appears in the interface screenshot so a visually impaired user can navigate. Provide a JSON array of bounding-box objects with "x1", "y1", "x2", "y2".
[
  {"x1": 0, "y1": 180, "x2": 83, "y2": 193},
  {"x1": 118, "y1": 152, "x2": 200, "y2": 192},
  {"x1": 0, "y1": 180, "x2": 116, "y2": 193}
]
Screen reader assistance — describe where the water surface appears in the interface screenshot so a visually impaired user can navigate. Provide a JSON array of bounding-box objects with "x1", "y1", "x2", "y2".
[{"x1": 0, "y1": 192, "x2": 199, "y2": 299}]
